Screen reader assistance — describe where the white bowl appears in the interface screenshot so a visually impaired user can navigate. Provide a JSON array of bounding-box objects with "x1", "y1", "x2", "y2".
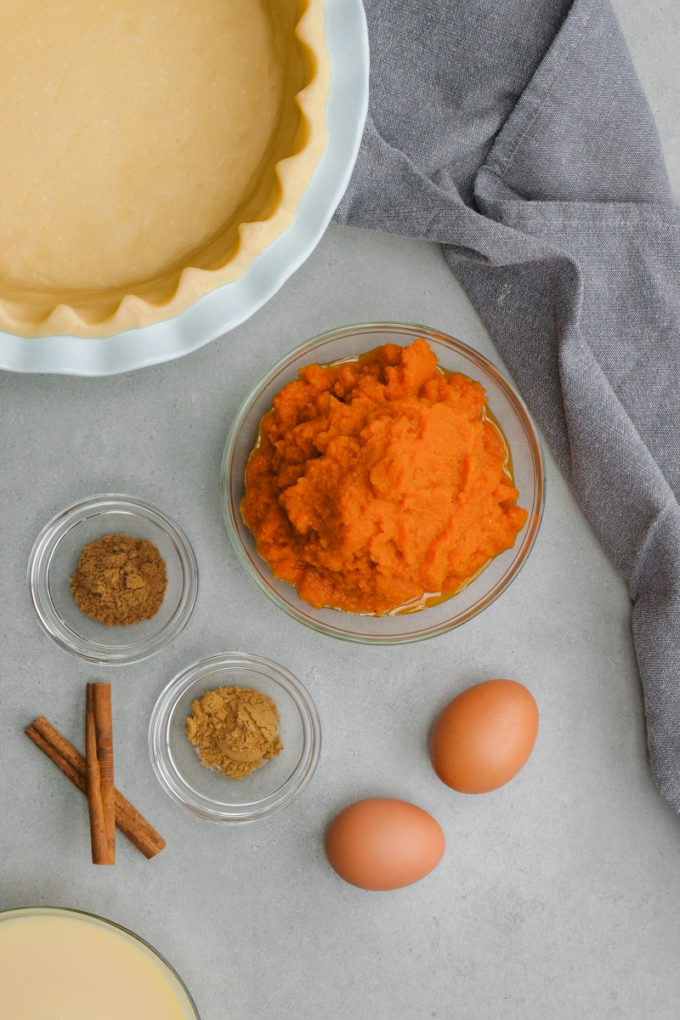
[{"x1": 0, "y1": 0, "x2": 369, "y2": 376}]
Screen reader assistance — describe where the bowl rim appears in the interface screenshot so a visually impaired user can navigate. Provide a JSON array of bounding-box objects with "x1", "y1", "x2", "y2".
[
  {"x1": 220, "y1": 320, "x2": 546, "y2": 644},
  {"x1": 0, "y1": 0, "x2": 370, "y2": 375},
  {"x1": 148, "y1": 652, "x2": 322, "y2": 823},
  {"x1": 27, "y1": 492, "x2": 199, "y2": 665},
  {"x1": 0, "y1": 905, "x2": 200, "y2": 1018}
]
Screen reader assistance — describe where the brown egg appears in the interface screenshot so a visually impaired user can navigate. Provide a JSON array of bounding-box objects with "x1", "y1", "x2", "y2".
[
  {"x1": 324, "y1": 797, "x2": 445, "y2": 890},
  {"x1": 429, "y1": 678, "x2": 538, "y2": 793}
]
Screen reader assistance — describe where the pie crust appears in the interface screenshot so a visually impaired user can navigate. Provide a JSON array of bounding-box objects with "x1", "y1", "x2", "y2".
[{"x1": 0, "y1": 0, "x2": 329, "y2": 338}]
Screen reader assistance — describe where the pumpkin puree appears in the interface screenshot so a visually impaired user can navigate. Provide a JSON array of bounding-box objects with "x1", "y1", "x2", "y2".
[{"x1": 241, "y1": 338, "x2": 528, "y2": 615}]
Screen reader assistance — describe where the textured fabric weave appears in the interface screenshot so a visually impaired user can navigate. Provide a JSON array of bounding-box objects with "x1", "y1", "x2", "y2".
[{"x1": 336, "y1": 0, "x2": 680, "y2": 813}]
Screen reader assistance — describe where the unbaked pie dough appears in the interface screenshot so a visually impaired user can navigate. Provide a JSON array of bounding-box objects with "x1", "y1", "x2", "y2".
[{"x1": 0, "y1": 0, "x2": 328, "y2": 337}]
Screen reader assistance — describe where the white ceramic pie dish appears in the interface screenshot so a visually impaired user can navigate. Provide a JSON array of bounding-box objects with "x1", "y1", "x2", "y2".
[{"x1": 0, "y1": 0, "x2": 368, "y2": 376}]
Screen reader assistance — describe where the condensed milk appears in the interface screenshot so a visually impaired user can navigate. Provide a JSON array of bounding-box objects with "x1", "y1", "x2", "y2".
[{"x1": 0, "y1": 907, "x2": 198, "y2": 1018}]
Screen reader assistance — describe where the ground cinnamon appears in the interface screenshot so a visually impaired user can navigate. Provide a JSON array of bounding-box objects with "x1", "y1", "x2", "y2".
[
  {"x1": 186, "y1": 686, "x2": 283, "y2": 779},
  {"x1": 70, "y1": 533, "x2": 167, "y2": 626}
]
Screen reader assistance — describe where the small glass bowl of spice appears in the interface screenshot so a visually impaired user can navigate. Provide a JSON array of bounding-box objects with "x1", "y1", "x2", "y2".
[
  {"x1": 28, "y1": 494, "x2": 198, "y2": 664},
  {"x1": 148, "y1": 653, "x2": 321, "y2": 822}
]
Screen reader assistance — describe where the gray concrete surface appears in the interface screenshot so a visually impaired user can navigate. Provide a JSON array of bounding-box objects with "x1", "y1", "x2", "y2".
[{"x1": 2, "y1": 2, "x2": 679, "y2": 1018}]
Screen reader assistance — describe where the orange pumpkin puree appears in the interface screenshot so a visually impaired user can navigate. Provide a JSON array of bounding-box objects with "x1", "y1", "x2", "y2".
[{"x1": 241, "y1": 338, "x2": 528, "y2": 615}]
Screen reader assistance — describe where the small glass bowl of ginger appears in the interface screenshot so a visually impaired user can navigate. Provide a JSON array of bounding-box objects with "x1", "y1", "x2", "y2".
[{"x1": 148, "y1": 653, "x2": 321, "y2": 823}]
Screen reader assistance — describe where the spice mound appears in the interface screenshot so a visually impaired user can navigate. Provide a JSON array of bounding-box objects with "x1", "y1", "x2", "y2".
[
  {"x1": 241, "y1": 337, "x2": 529, "y2": 615},
  {"x1": 70, "y1": 534, "x2": 167, "y2": 626},
  {"x1": 186, "y1": 685, "x2": 283, "y2": 779}
]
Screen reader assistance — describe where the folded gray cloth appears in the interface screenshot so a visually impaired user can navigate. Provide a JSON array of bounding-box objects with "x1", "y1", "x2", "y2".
[{"x1": 336, "y1": 0, "x2": 680, "y2": 813}]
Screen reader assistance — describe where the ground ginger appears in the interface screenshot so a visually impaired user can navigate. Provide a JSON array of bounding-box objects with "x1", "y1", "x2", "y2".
[{"x1": 185, "y1": 685, "x2": 283, "y2": 779}]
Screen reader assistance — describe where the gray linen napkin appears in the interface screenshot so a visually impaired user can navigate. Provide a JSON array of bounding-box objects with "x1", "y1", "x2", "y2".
[{"x1": 336, "y1": 0, "x2": 680, "y2": 814}]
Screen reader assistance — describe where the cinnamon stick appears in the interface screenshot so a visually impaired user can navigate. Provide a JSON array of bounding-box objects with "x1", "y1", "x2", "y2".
[
  {"x1": 86, "y1": 683, "x2": 116, "y2": 865},
  {"x1": 25, "y1": 716, "x2": 165, "y2": 859}
]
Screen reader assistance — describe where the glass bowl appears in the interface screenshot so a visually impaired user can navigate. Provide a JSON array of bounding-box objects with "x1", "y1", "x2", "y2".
[
  {"x1": 149, "y1": 653, "x2": 321, "y2": 823},
  {"x1": 0, "y1": 906, "x2": 199, "y2": 1017},
  {"x1": 28, "y1": 494, "x2": 198, "y2": 665},
  {"x1": 221, "y1": 321, "x2": 545, "y2": 644}
]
